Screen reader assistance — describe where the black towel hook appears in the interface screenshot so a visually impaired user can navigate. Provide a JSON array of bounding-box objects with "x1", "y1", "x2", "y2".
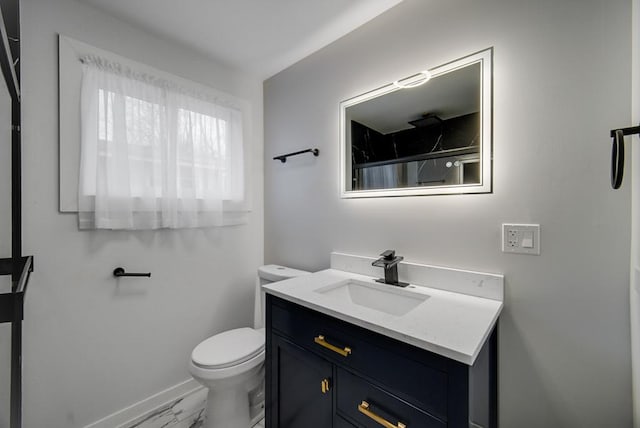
[{"x1": 610, "y1": 124, "x2": 640, "y2": 189}]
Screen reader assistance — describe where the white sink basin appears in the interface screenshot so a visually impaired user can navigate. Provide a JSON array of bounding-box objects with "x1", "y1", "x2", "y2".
[{"x1": 314, "y1": 279, "x2": 429, "y2": 316}]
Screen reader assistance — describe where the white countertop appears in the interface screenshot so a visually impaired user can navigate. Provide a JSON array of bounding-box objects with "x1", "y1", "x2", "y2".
[{"x1": 263, "y1": 268, "x2": 503, "y2": 365}]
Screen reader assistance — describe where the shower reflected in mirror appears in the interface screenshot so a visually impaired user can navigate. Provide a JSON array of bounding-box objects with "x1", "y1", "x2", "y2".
[{"x1": 340, "y1": 48, "x2": 493, "y2": 198}]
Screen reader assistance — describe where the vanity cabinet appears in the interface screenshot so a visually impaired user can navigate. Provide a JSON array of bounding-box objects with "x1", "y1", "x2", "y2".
[{"x1": 265, "y1": 295, "x2": 497, "y2": 428}]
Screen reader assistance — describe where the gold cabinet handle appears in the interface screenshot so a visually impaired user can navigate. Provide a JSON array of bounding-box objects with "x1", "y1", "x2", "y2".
[
  {"x1": 321, "y1": 378, "x2": 330, "y2": 394},
  {"x1": 358, "y1": 401, "x2": 407, "y2": 428},
  {"x1": 314, "y1": 335, "x2": 352, "y2": 357}
]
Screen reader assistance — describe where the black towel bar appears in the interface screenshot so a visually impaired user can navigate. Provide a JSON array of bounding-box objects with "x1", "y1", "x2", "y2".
[{"x1": 273, "y1": 148, "x2": 319, "y2": 163}]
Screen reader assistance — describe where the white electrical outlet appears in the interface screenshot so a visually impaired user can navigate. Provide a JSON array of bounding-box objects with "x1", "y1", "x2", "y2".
[{"x1": 502, "y1": 224, "x2": 540, "y2": 255}]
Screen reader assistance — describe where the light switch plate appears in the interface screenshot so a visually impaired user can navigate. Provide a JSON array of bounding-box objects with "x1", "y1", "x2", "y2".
[{"x1": 502, "y1": 224, "x2": 540, "y2": 255}]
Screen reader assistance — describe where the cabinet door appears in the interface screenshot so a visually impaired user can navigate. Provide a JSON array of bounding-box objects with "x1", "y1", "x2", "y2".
[{"x1": 270, "y1": 334, "x2": 333, "y2": 428}]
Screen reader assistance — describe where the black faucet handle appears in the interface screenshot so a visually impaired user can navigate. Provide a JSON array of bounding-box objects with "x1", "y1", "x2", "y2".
[{"x1": 380, "y1": 250, "x2": 396, "y2": 260}]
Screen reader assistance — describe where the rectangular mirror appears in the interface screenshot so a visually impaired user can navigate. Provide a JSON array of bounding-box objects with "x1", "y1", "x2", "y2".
[{"x1": 340, "y1": 48, "x2": 493, "y2": 198}]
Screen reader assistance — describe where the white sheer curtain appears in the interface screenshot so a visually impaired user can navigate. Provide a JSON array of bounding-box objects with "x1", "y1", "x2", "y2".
[{"x1": 78, "y1": 56, "x2": 246, "y2": 229}]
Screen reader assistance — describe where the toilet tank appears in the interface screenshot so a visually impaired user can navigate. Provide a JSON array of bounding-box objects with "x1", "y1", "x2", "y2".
[
  {"x1": 258, "y1": 265, "x2": 310, "y2": 284},
  {"x1": 254, "y1": 265, "x2": 310, "y2": 329}
]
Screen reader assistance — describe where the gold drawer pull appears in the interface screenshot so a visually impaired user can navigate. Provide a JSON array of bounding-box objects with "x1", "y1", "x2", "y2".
[
  {"x1": 314, "y1": 335, "x2": 352, "y2": 357},
  {"x1": 321, "y1": 378, "x2": 330, "y2": 394},
  {"x1": 358, "y1": 401, "x2": 407, "y2": 428}
]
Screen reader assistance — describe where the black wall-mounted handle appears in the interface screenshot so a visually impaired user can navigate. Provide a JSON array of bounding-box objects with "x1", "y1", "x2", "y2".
[
  {"x1": 610, "y1": 125, "x2": 640, "y2": 189},
  {"x1": 113, "y1": 267, "x2": 151, "y2": 278},
  {"x1": 611, "y1": 130, "x2": 624, "y2": 189}
]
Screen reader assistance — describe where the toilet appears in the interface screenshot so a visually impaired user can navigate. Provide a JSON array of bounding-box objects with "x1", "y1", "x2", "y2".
[{"x1": 189, "y1": 265, "x2": 310, "y2": 428}]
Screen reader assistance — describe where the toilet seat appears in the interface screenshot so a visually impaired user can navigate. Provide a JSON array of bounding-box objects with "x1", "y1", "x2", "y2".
[{"x1": 192, "y1": 327, "x2": 265, "y2": 369}]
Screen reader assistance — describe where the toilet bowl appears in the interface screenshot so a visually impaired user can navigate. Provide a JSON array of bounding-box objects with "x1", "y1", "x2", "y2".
[{"x1": 189, "y1": 265, "x2": 309, "y2": 428}]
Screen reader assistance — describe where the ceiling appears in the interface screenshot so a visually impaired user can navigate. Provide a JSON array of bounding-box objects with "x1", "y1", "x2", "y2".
[{"x1": 76, "y1": 0, "x2": 404, "y2": 80}]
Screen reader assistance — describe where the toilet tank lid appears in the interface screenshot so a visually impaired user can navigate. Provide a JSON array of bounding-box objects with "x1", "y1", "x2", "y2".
[{"x1": 258, "y1": 265, "x2": 310, "y2": 282}]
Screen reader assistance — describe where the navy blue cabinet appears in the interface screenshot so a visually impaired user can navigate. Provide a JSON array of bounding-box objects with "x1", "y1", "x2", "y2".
[
  {"x1": 269, "y1": 335, "x2": 333, "y2": 427},
  {"x1": 265, "y1": 295, "x2": 497, "y2": 428}
]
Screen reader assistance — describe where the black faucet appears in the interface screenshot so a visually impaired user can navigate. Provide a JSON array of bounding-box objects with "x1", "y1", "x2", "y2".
[{"x1": 371, "y1": 250, "x2": 408, "y2": 287}]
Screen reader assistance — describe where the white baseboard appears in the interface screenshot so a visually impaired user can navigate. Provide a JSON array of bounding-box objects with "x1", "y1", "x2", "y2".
[{"x1": 84, "y1": 378, "x2": 203, "y2": 428}]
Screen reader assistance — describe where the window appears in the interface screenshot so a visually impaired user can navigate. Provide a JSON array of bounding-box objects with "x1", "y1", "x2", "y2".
[{"x1": 78, "y1": 57, "x2": 246, "y2": 229}]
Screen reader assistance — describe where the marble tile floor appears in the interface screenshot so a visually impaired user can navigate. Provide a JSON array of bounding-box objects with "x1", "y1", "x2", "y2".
[{"x1": 122, "y1": 388, "x2": 264, "y2": 428}]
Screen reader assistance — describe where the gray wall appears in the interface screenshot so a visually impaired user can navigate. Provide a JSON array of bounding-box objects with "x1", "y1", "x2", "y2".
[
  {"x1": 20, "y1": 0, "x2": 264, "y2": 426},
  {"x1": 264, "y1": 0, "x2": 632, "y2": 426}
]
